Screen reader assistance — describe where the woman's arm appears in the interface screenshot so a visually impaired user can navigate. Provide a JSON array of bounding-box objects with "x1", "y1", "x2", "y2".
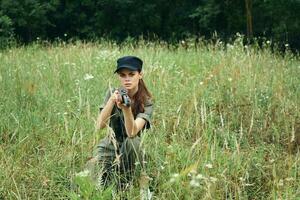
[
  {"x1": 96, "y1": 97, "x2": 115, "y2": 130},
  {"x1": 122, "y1": 107, "x2": 147, "y2": 137}
]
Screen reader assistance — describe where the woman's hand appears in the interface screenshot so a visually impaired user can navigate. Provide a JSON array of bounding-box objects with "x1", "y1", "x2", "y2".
[{"x1": 110, "y1": 89, "x2": 130, "y2": 110}]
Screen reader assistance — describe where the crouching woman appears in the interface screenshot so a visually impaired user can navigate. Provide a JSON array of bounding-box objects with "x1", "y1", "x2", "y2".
[{"x1": 96, "y1": 56, "x2": 153, "y2": 188}]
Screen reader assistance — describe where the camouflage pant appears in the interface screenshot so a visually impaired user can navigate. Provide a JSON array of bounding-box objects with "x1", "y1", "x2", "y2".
[{"x1": 95, "y1": 135, "x2": 144, "y2": 186}]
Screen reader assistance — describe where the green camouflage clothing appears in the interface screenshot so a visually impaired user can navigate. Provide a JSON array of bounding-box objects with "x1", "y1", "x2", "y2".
[{"x1": 97, "y1": 88, "x2": 153, "y2": 185}]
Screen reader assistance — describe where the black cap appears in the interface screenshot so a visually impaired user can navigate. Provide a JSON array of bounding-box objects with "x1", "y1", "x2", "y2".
[{"x1": 114, "y1": 56, "x2": 143, "y2": 73}]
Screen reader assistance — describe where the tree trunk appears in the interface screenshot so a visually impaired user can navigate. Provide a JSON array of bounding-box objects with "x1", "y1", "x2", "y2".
[{"x1": 245, "y1": 0, "x2": 253, "y2": 39}]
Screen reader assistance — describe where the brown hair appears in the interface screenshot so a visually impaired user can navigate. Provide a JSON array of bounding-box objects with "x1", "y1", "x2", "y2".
[{"x1": 131, "y1": 79, "x2": 152, "y2": 116}]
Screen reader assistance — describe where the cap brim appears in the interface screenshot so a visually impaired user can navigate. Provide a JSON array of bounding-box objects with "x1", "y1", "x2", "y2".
[{"x1": 114, "y1": 65, "x2": 138, "y2": 73}]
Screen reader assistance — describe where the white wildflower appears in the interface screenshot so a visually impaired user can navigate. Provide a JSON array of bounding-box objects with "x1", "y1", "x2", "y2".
[
  {"x1": 278, "y1": 179, "x2": 284, "y2": 186},
  {"x1": 76, "y1": 169, "x2": 90, "y2": 177},
  {"x1": 209, "y1": 177, "x2": 218, "y2": 183},
  {"x1": 172, "y1": 173, "x2": 179, "y2": 178},
  {"x1": 196, "y1": 174, "x2": 205, "y2": 180},
  {"x1": 169, "y1": 178, "x2": 176, "y2": 183},
  {"x1": 227, "y1": 44, "x2": 234, "y2": 49},
  {"x1": 200, "y1": 81, "x2": 204, "y2": 85},
  {"x1": 169, "y1": 173, "x2": 180, "y2": 183},
  {"x1": 134, "y1": 161, "x2": 141, "y2": 166},
  {"x1": 266, "y1": 40, "x2": 271, "y2": 44},
  {"x1": 190, "y1": 179, "x2": 200, "y2": 187},
  {"x1": 285, "y1": 177, "x2": 294, "y2": 182},
  {"x1": 66, "y1": 99, "x2": 71, "y2": 103},
  {"x1": 205, "y1": 163, "x2": 213, "y2": 169},
  {"x1": 84, "y1": 73, "x2": 94, "y2": 80},
  {"x1": 228, "y1": 77, "x2": 232, "y2": 82}
]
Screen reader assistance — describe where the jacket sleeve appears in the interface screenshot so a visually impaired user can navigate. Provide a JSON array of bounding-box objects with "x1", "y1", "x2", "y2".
[{"x1": 136, "y1": 99, "x2": 153, "y2": 130}]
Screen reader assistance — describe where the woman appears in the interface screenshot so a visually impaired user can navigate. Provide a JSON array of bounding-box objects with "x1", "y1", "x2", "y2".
[{"x1": 95, "y1": 56, "x2": 153, "y2": 187}]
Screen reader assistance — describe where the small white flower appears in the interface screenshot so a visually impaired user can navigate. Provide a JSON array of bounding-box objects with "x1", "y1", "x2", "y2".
[
  {"x1": 205, "y1": 163, "x2": 213, "y2": 169},
  {"x1": 227, "y1": 44, "x2": 234, "y2": 49},
  {"x1": 66, "y1": 100, "x2": 71, "y2": 103},
  {"x1": 209, "y1": 177, "x2": 218, "y2": 183},
  {"x1": 169, "y1": 177, "x2": 176, "y2": 183},
  {"x1": 134, "y1": 161, "x2": 141, "y2": 166},
  {"x1": 190, "y1": 179, "x2": 200, "y2": 187},
  {"x1": 84, "y1": 73, "x2": 94, "y2": 80},
  {"x1": 278, "y1": 179, "x2": 284, "y2": 186},
  {"x1": 64, "y1": 112, "x2": 68, "y2": 115},
  {"x1": 285, "y1": 177, "x2": 294, "y2": 182},
  {"x1": 228, "y1": 77, "x2": 232, "y2": 82},
  {"x1": 169, "y1": 174, "x2": 179, "y2": 183},
  {"x1": 64, "y1": 33, "x2": 67, "y2": 37},
  {"x1": 266, "y1": 40, "x2": 271, "y2": 44},
  {"x1": 196, "y1": 174, "x2": 205, "y2": 180},
  {"x1": 285, "y1": 44, "x2": 289, "y2": 47},
  {"x1": 76, "y1": 169, "x2": 90, "y2": 177},
  {"x1": 200, "y1": 81, "x2": 204, "y2": 85}
]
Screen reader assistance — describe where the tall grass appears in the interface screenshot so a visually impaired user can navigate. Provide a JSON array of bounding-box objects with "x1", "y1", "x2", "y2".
[{"x1": 0, "y1": 38, "x2": 299, "y2": 199}]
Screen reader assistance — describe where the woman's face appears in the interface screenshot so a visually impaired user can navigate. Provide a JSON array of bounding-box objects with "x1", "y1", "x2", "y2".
[{"x1": 117, "y1": 68, "x2": 142, "y2": 91}]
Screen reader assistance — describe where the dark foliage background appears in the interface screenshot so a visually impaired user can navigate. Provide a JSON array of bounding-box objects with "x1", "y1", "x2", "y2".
[{"x1": 0, "y1": 0, "x2": 299, "y2": 50}]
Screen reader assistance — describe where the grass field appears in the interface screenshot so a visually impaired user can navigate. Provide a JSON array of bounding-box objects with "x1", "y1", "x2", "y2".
[{"x1": 0, "y1": 38, "x2": 299, "y2": 199}]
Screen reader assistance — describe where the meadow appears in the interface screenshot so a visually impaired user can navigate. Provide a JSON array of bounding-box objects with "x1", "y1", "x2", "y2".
[{"x1": 0, "y1": 38, "x2": 299, "y2": 199}]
